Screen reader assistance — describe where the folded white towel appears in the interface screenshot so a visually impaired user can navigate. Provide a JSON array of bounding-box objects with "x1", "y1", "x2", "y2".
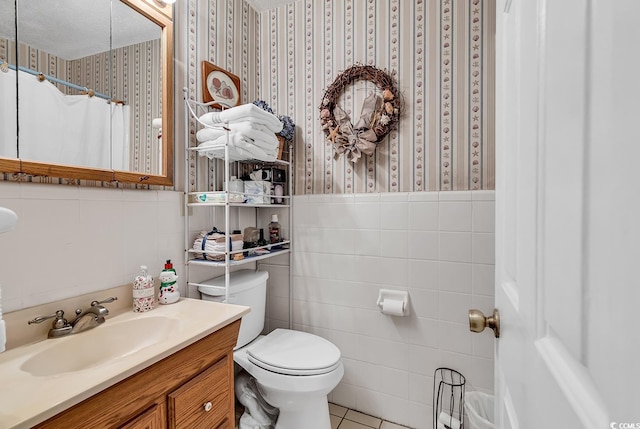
[
  {"x1": 194, "y1": 240, "x2": 243, "y2": 253},
  {"x1": 194, "y1": 237, "x2": 243, "y2": 254},
  {"x1": 198, "y1": 129, "x2": 279, "y2": 151},
  {"x1": 199, "y1": 148, "x2": 255, "y2": 163},
  {"x1": 198, "y1": 133, "x2": 278, "y2": 162},
  {"x1": 196, "y1": 121, "x2": 275, "y2": 142},
  {"x1": 199, "y1": 104, "x2": 283, "y2": 133}
]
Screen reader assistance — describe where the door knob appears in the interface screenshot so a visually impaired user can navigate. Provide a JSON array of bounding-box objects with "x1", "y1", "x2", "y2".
[{"x1": 468, "y1": 308, "x2": 500, "y2": 338}]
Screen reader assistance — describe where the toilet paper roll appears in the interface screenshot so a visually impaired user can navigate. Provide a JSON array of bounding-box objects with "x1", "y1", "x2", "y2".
[{"x1": 380, "y1": 299, "x2": 405, "y2": 316}]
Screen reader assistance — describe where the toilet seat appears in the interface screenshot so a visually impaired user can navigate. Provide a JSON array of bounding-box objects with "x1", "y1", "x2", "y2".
[{"x1": 246, "y1": 329, "x2": 342, "y2": 376}]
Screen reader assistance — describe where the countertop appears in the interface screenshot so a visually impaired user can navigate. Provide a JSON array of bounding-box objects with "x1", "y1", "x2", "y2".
[{"x1": 0, "y1": 298, "x2": 249, "y2": 429}]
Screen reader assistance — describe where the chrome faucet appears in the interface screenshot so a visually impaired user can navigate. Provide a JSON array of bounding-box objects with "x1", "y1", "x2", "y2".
[{"x1": 28, "y1": 297, "x2": 118, "y2": 338}]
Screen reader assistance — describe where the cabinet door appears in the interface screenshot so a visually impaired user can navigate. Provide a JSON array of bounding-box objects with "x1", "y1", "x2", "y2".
[
  {"x1": 168, "y1": 355, "x2": 232, "y2": 429},
  {"x1": 119, "y1": 403, "x2": 166, "y2": 429},
  {"x1": 215, "y1": 418, "x2": 231, "y2": 429}
]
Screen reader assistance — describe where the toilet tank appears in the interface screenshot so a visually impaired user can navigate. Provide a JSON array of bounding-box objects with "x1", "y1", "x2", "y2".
[{"x1": 198, "y1": 270, "x2": 269, "y2": 349}]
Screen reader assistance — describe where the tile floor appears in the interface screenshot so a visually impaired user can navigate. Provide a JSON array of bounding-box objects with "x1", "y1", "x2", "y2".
[
  {"x1": 235, "y1": 402, "x2": 412, "y2": 429},
  {"x1": 329, "y1": 403, "x2": 411, "y2": 429}
]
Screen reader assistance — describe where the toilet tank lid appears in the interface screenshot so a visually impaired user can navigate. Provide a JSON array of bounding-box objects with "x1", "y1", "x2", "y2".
[{"x1": 198, "y1": 269, "x2": 269, "y2": 296}]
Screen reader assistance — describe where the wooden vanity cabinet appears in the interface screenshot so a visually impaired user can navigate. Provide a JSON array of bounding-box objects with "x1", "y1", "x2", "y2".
[
  {"x1": 34, "y1": 320, "x2": 240, "y2": 429},
  {"x1": 119, "y1": 403, "x2": 166, "y2": 429}
]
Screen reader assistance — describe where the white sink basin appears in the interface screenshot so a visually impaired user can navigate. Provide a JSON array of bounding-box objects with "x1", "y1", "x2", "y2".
[
  {"x1": 0, "y1": 298, "x2": 250, "y2": 429},
  {"x1": 21, "y1": 316, "x2": 178, "y2": 377}
]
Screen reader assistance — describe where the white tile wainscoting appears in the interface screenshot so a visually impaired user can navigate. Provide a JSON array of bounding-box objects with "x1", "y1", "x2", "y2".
[
  {"x1": 0, "y1": 182, "x2": 186, "y2": 313},
  {"x1": 0, "y1": 180, "x2": 494, "y2": 429},
  {"x1": 282, "y1": 191, "x2": 495, "y2": 429}
]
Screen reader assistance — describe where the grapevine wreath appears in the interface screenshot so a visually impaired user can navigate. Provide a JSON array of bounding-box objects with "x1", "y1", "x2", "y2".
[{"x1": 319, "y1": 64, "x2": 402, "y2": 163}]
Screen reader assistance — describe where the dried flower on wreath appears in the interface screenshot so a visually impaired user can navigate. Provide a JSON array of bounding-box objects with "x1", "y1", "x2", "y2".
[
  {"x1": 319, "y1": 64, "x2": 402, "y2": 163},
  {"x1": 252, "y1": 100, "x2": 296, "y2": 141}
]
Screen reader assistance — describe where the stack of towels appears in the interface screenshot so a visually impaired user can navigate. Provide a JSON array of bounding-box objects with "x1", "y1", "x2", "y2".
[
  {"x1": 197, "y1": 103, "x2": 283, "y2": 162},
  {"x1": 193, "y1": 230, "x2": 244, "y2": 260}
]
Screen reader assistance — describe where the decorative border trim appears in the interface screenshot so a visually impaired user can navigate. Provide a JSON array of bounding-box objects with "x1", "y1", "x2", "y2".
[
  {"x1": 414, "y1": 0, "x2": 425, "y2": 191},
  {"x1": 345, "y1": 0, "x2": 354, "y2": 193},
  {"x1": 469, "y1": 0, "x2": 483, "y2": 189},
  {"x1": 440, "y1": 0, "x2": 453, "y2": 191},
  {"x1": 389, "y1": 0, "x2": 400, "y2": 192}
]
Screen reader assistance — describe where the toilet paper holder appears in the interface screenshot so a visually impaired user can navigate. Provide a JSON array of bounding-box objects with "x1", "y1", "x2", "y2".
[{"x1": 376, "y1": 289, "x2": 410, "y2": 316}]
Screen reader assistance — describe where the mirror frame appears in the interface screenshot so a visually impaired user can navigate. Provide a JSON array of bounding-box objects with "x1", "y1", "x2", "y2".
[{"x1": 5, "y1": 0, "x2": 174, "y2": 186}]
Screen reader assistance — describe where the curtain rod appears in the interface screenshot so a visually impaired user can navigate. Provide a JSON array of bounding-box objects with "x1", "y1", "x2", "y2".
[{"x1": 0, "y1": 60, "x2": 124, "y2": 104}]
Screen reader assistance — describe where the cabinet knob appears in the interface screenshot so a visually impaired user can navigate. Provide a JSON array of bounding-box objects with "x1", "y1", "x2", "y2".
[{"x1": 203, "y1": 402, "x2": 213, "y2": 412}]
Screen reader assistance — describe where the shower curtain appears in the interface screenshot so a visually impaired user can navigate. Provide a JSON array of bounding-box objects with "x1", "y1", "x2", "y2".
[
  {"x1": 1, "y1": 69, "x2": 130, "y2": 171},
  {"x1": 0, "y1": 69, "x2": 18, "y2": 159}
]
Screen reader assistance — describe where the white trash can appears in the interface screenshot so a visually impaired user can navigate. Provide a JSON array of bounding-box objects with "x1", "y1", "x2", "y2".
[{"x1": 464, "y1": 391, "x2": 494, "y2": 429}]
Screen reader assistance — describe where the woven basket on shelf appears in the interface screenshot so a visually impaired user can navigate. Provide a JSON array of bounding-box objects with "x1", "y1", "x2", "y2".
[
  {"x1": 276, "y1": 135, "x2": 286, "y2": 160},
  {"x1": 276, "y1": 134, "x2": 289, "y2": 161}
]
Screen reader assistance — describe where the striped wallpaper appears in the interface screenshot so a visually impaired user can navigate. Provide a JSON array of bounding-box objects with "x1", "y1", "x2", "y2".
[
  {"x1": 256, "y1": 0, "x2": 495, "y2": 193},
  {"x1": 184, "y1": 0, "x2": 261, "y2": 192},
  {"x1": 3, "y1": 0, "x2": 494, "y2": 193},
  {"x1": 185, "y1": 0, "x2": 495, "y2": 193},
  {"x1": 68, "y1": 41, "x2": 163, "y2": 176}
]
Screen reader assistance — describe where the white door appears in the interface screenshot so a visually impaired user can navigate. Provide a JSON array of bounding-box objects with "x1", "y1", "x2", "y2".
[{"x1": 493, "y1": 0, "x2": 640, "y2": 428}]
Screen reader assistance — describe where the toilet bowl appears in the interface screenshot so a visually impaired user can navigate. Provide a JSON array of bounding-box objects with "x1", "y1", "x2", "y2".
[
  {"x1": 235, "y1": 329, "x2": 344, "y2": 429},
  {"x1": 199, "y1": 270, "x2": 344, "y2": 429}
]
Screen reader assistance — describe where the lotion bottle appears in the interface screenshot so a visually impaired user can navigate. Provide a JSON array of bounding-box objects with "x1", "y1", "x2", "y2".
[{"x1": 269, "y1": 214, "x2": 281, "y2": 247}]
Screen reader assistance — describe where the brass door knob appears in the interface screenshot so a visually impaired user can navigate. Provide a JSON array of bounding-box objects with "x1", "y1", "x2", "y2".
[{"x1": 468, "y1": 308, "x2": 500, "y2": 338}]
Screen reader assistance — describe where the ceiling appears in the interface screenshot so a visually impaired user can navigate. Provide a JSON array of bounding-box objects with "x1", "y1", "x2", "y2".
[{"x1": 0, "y1": 0, "x2": 160, "y2": 60}]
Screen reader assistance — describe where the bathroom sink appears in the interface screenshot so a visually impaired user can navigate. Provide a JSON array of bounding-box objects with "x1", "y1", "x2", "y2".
[{"x1": 21, "y1": 316, "x2": 178, "y2": 377}]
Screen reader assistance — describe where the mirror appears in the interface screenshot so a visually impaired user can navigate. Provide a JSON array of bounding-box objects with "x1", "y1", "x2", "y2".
[
  {"x1": 0, "y1": 0, "x2": 173, "y2": 186},
  {"x1": 0, "y1": 0, "x2": 18, "y2": 162}
]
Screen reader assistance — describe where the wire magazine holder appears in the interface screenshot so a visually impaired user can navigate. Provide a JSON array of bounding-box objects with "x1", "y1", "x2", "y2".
[{"x1": 433, "y1": 367, "x2": 466, "y2": 429}]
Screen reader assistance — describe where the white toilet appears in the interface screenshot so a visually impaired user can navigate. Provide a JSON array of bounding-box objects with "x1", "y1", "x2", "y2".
[{"x1": 199, "y1": 270, "x2": 344, "y2": 429}]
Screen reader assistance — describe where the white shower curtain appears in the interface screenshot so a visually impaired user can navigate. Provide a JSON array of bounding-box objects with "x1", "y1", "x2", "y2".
[
  {"x1": 1, "y1": 69, "x2": 130, "y2": 170},
  {"x1": 0, "y1": 69, "x2": 18, "y2": 159},
  {"x1": 110, "y1": 103, "x2": 130, "y2": 171}
]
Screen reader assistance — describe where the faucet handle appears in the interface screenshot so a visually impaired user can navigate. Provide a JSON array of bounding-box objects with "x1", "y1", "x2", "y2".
[
  {"x1": 90, "y1": 296, "x2": 118, "y2": 307},
  {"x1": 28, "y1": 310, "x2": 68, "y2": 328}
]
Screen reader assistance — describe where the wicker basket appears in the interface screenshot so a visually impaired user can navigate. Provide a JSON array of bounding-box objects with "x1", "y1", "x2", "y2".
[{"x1": 276, "y1": 135, "x2": 286, "y2": 160}]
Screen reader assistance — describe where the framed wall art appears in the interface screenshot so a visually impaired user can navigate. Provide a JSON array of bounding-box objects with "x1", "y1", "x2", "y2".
[{"x1": 201, "y1": 61, "x2": 241, "y2": 109}]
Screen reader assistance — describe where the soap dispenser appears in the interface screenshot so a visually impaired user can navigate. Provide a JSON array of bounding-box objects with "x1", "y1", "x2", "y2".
[
  {"x1": 159, "y1": 260, "x2": 180, "y2": 305},
  {"x1": 133, "y1": 265, "x2": 155, "y2": 312}
]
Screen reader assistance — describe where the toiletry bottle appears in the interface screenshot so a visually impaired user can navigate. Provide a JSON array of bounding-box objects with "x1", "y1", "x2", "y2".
[
  {"x1": 257, "y1": 228, "x2": 268, "y2": 247},
  {"x1": 269, "y1": 214, "x2": 281, "y2": 245},
  {"x1": 159, "y1": 260, "x2": 180, "y2": 305},
  {"x1": 133, "y1": 265, "x2": 155, "y2": 312}
]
